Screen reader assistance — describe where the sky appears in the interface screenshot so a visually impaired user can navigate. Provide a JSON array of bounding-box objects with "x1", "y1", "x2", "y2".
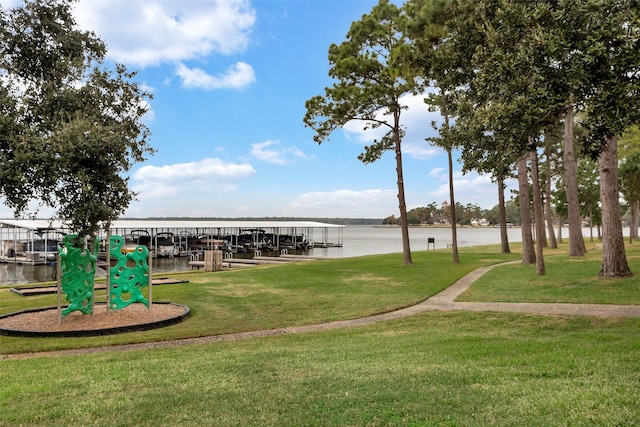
[{"x1": 0, "y1": 0, "x2": 516, "y2": 219}]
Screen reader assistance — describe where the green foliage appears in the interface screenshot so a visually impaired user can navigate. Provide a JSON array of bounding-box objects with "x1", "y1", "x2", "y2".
[
  {"x1": 483, "y1": 198, "x2": 521, "y2": 225},
  {"x1": 382, "y1": 214, "x2": 399, "y2": 225},
  {"x1": 0, "y1": 0, "x2": 154, "y2": 240},
  {"x1": 577, "y1": 157, "x2": 601, "y2": 224},
  {"x1": 303, "y1": 0, "x2": 418, "y2": 160},
  {"x1": 404, "y1": 0, "x2": 638, "y2": 271},
  {"x1": 401, "y1": 200, "x2": 522, "y2": 226},
  {"x1": 404, "y1": 202, "x2": 495, "y2": 225},
  {"x1": 442, "y1": 0, "x2": 559, "y2": 145},
  {"x1": 408, "y1": 0, "x2": 640, "y2": 180},
  {"x1": 405, "y1": 206, "x2": 434, "y2": 225}
]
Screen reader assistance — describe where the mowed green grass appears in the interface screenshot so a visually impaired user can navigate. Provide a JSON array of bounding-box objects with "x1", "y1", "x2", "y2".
[
  {"x1": 2, "y1": 312, "x2": 639, "y2": 426},
  {"x1": 1, "y1": 243, "x2": 640, "y2": 426},
  {"x1": 0, "y1": 249, "x2": 516, "y2": 354},
  {"x1": 458, "y1": 242, "x2": 640, "y2": 304}
]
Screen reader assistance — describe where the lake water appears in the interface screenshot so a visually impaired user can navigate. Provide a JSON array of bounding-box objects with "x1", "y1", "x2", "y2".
[
  {"x1": 318, "y1": 225, "x2": 525, "y2": 258},
  {"x1": 0, "y1": 225, "x2": 626, "y2": 285}
]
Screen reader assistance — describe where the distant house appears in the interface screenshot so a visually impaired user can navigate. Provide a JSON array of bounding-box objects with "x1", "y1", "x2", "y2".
[{"x1": 471, "y1": 218, "x2": 490, "y2": 227}]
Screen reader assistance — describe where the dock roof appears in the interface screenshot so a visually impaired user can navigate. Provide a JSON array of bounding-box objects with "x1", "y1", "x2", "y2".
[{"x1": 0, "y1": 219, "x2": 344, "y2": 232}]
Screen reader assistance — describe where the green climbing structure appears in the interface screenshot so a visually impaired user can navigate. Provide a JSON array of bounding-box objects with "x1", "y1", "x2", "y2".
[
  {"x1": 109, "y1": 235, "x2": 150, "y2": 310},
  {"x1": 58, "y1": 234, "x2": 99, "y2": 317}
]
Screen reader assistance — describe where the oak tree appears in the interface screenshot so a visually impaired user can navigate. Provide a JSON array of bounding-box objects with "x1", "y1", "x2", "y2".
[{"x1": 0, "y1": 0, "x2": 154, "y2": 241}]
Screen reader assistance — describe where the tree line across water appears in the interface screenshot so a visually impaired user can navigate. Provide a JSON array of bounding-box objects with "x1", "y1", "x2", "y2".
[{"x1": 384, "y1": 199, "x2": 639, "y2": 256}]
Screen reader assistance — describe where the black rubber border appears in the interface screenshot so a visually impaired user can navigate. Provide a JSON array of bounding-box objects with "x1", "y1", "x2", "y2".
[
  {"x1": 10, "y1": 277, "x2": 189, "y2": 297},
  {"x1": 0, "y1": 302, "x2": 190, "y2": 338}
]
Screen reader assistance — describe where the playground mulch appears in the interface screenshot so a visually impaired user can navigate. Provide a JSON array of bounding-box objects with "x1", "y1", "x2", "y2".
[{"x1": 0, "y1": 302, "x2": 189, "y2": 336}]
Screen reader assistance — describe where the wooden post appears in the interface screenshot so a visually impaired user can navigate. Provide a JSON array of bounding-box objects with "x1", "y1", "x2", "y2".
[
  {"x1": 204, "y1": 250, "x2": 213, "y2": 272},
  {"x1": 204, "y1": 250, "x2": 223, "y2": 272}
]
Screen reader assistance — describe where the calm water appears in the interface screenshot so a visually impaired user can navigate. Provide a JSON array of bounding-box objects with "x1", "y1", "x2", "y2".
[
  {"x1": 0, "y1": 225, "x2": 624, "y2": 285},
  {"x1": 318, "y1": 225, "x2": 524, "y2": 258}
]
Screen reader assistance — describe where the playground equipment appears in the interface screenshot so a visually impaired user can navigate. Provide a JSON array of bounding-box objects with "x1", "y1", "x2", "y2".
[
  {"x1": 56, "y1": 234, "x2": 152, "y2": 323},
  {"x1": 108, "y1": 235, "x2": 151, "y2": 310},
  {"x1": 58, "y1": 234, "x2": 99, "y2": 317}
]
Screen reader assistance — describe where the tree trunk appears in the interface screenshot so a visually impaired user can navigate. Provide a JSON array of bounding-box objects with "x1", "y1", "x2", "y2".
[
  {"x1": 518, "y1": 155, "x2": 535, "y2": 264},
  {"x1": 393, "y1": 113, "x2": 412, "y2": 265},
  {"x1": 589, "y1": 207, "x2": 594, "y2": 243},
  {"x1": 557, "y1": 215, "x2": 563, "y2": 244},
  {"x1": 598, "y1": 135, "x2": 632, "y2": 276},
  {"x1": 631, "y1": 200, "x2": 639, "y2": 244},
  {"x1": 442, "y1": 106, "x2": 459, "y2": 264},
  {"x1": 448, "y1": 146, "x2": 459, "y2": 264},
  {"x1": 530, "y1": 150, "x2": 546, "y2": 275},
  {"x1": 544, "y1": 145, "x2": 558, "y2": 249},
  {"x1": 497, "y1": 173, "x2": 510, "y2": 254},
  {"x1": 564, "y1": 104, "x2": 586, "y2": 256},
  {"x1": 529, "y1": 147, "x2": 546, "y2": 248}
]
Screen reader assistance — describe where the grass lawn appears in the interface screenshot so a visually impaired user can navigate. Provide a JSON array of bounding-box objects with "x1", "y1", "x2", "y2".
[
  {"x1": 1, "y1": 242, "x2": 639, "y2": 426},
  {"x1": 457, "y1": 241, "x2": 640, "y2": 304},
  {"x1": 0, "y1": 249, "x2": 516, "y2": 354}
]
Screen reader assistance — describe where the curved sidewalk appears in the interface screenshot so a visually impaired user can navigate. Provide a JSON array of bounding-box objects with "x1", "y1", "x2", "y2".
[
  {"x1": 415, "y1": 264, "x2": 640, "y2": 318},
  {"x1": 3, "y1": 262, "x2": 639, "y2": 361}
]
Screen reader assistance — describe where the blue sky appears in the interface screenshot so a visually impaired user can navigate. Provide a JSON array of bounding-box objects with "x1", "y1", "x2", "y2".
[{"x1": 1, "y1": 0, "x2": 515, "y2": 219}]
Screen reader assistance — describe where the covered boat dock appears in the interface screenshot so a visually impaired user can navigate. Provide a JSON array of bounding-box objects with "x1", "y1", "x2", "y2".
[{"x1": 0, "y1": 219, "x2": 344, "y2": 265}]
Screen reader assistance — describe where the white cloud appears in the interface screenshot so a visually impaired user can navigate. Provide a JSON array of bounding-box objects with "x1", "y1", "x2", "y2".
[
  {"x1": 428, "y1": 167, "x2": 446, "y2": 179},
  {"x1": 250, "y1": 140, "x2": 309, "y2": 165},
  {"x1": 400, "y1": 93, "x2": 443, "y2": 159},
  {"x1": 0, "y1": 199, "x2": 56, "y2": 219},
  {"x1": 140, "y1": 99, "x2": 155, "y2": 124},
  {"x1": 0, "y1": 0, "x2": 22, "y2": 9},
  {"x1": 176, "y1": 62, "x2": 255, "y2": 90},
  {"x1": 0, "y1": 0, "x2": 24, "y2": 10},
  {"x1": 429, "y1": 171, "x2": 518, "y2": 209},
  {"x1": 287, "y1": 189, "x2": 397, "y2": 217},
  {"x1": 131, "y1": 158, "x2": 256, "y2": 199},
  {"x1": 73, "y1": 0, "x2": 256, "y2": 67},
  {"x1": 342, "y1": 93, "x2": 441, "y2": 161}
]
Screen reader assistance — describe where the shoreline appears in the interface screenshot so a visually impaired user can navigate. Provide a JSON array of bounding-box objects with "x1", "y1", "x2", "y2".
[{"x1": 374, "y1": 224, "x2": 521, "y2": 229}]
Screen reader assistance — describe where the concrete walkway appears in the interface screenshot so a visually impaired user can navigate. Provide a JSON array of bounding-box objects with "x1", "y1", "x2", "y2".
[
  {"x1": 3, "y1": 262, "x2": 639, "y2": 361},
  {"x1": 283, "y1": 262, "x2": 640, "y2": 329},
  {"x1": 411, "y1": 263, "x2": 640, "y2": 318}
]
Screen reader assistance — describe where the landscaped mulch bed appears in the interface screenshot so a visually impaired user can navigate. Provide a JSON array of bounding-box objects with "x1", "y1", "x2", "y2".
[{"x1": 0, "y1": 302, "x2": 189, "y2": 337}]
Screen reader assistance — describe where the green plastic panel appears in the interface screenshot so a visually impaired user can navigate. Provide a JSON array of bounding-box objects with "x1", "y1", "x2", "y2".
[
  {"x1": 109, "y1": 235, "x2": 150, "y2": 310},
  {"x1": 58, "y1": 235, "x2": 99, "y2": 317}
]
